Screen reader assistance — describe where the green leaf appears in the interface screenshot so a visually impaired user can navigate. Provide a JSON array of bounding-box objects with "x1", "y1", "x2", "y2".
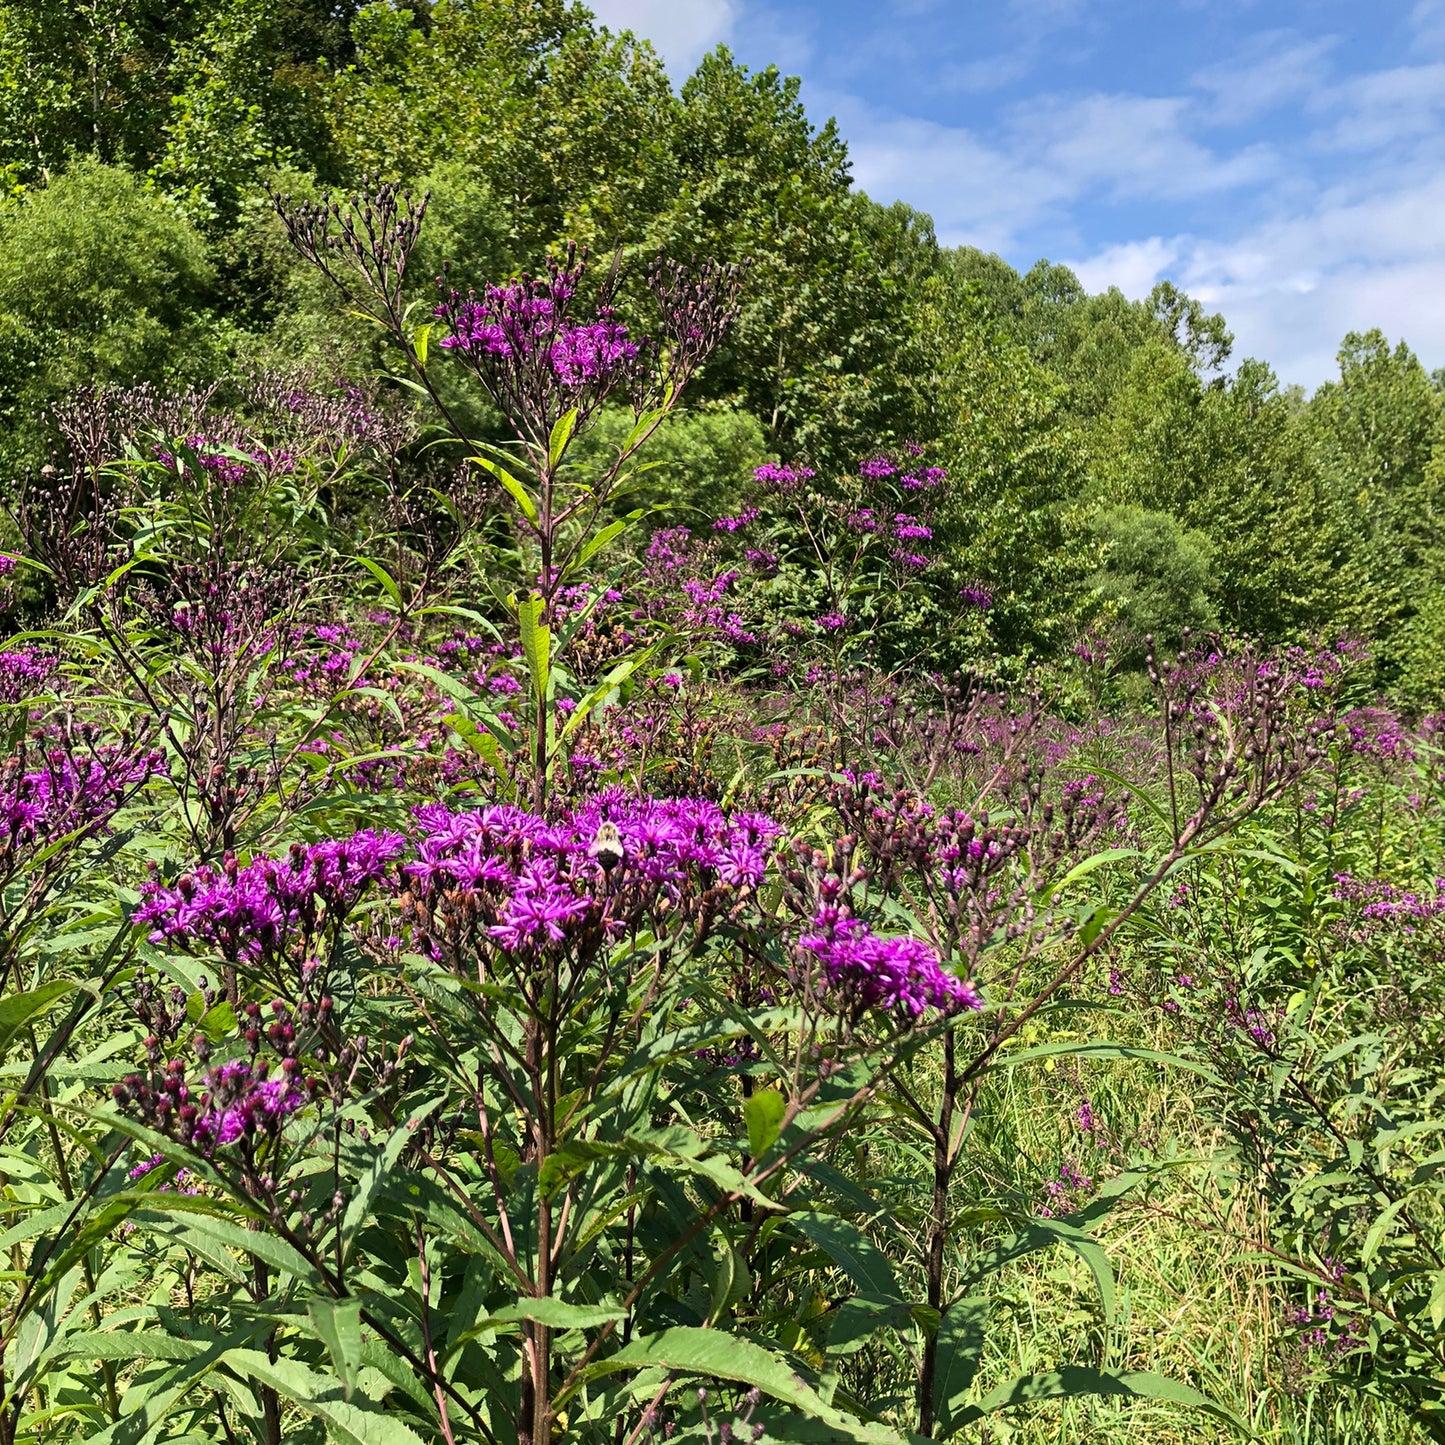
[
  {"x1": 8, "y1": 1263, "x2": 80, "y2": 1397},
  {"x1": 620, "y1": 400, "x2": 670, "y2": 457},
  {"x1": 58, "y1": 1330, "x2": 207, "y2": 1363},
  {"x1": 1362, "y1": 1192, "x2": 1416, "y2": 1267},
  {"x1": 487, "y1": 1298, "x2": 626, "y2": 1330},
  {"x1": 549, "y1": 408, "x2": 579, "y2": 470},
  {"x1": 980, "y1": 1041, "x2": 1221, "y2": 1087},
  {"x1": 226, "y1": 1349, "x2": 431, "y2": 1444},
  {"x1": 307, "y1": 1298, "x2": 363, "y2": 1400},
  {"x1": 445, "y1": 711, "x2": 518, "y2": 766},
  {"x1": 568, "y1": 1327, "x2": 909, "y2": 1444},
  {"x1": 933, "y1": 1296, "x2": 990, "y2": 1435},
  {"x1": 745, "y1": 1089, "x2": 787, "y2": 1160},
  {"x1": 558, "y1": 646, "x2": 657, "y2": 741},
  {"x1": 1430, "y1": 1271, "x2": 1445, "y2": 1331},
  {"x1": 1046, "y1": 848, "x2": 1143, "y2": 900},
  {"x1": 354, "y1": 556, "x2": 403, "y2": 611},
  {"x1": 142, "y1": 1209, "x2": 324, "y2": 1290},
  {"x1": 826, "y1": 1297, "x2": 914, "y2": 1356},
  {"x1": 72, "y1": 1336, "x2": 241, "y2": 1445},
  {"x1": 342, "y1": 1097, "x2": 445, "y2": 1263},
  {"x1": 516, "y1": 594, "x2": 550, "y2": 704},
  {"x1": 1079, "y1": 905, "x2": 1118, "y2": 949},
  {"x1": 957, "y1": 1216, "x2": 1113, "y2": 1328},
  {"x1": 791, "y1": 1213, "x2": 901, "y2": 1303},
  {"x1": 573, "y1": 517, "x2": 629, "y2": 572},
  {"x1": 471, "y1": 456, "x2": 539, "y2": 525},
  {"x1": 950, "y1": 1366, "x2": 1242, "y2": 1432},
  {"x1": 0, "y1": 981, "x2": 74, "y2": 1056},
  {"x1": 707, "y1": 1237, "x2": 751, "y2": 1327}
]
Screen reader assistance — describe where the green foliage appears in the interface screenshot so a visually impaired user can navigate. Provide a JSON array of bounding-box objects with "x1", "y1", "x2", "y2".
[
  {"x1": 1389, "y1": 579, "x2": 1445, "y2": 711},
  {"x1": 328, "y1": 0, "x2": 675, "y2": 258},
  {"x1": 654, "y1": 50, "x2": 937, "y2": 464},
  {"x1": 0, "y1": 160, "x2": 222, "y2": 445},
  {"x1": 1092, "y1": 347, "x2": 1357, "y2": 638},
  {"x1": 1305, "y1": 331, "x2": 1445, "y2": 658},
  {"x1": 1090, "y1": 505, "x2": 1216, "y2": 646},
  {"x1": 923, "y1": 287, "x2": 1086, "y2": 663},
  {"x1": 570, "y1": 403, "x2": 770, "y2": 525}
]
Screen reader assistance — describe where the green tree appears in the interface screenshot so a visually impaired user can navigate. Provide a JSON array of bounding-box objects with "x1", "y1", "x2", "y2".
[
  {"x1": 0, "y1": 0, "x2": 352, "y2": 201},
  {"x1": 153, "y1": 0, "x2": 354, "y2": 224},
  {"x1": 0, "y1": 160, "x2": 221, "y2": 448},
  {"x1": 1306, "y1": 330, "x2": 1444, "y2": 644},
  {"x1": 1094, "y1": 345, "x2": 1357, "y2": 638},
  {"x1": 1090, "y1": 504, "x2": 1216, "y2": 647},
  {"x1": 326, "y1": 0, "x2": 676, "y2": 262},
  {"x1": 652, "y1": 49, "x2": 938, "y2": 466},
  {"x1": 921, "y1": 286, "x2": 1087, "y2": 666}
]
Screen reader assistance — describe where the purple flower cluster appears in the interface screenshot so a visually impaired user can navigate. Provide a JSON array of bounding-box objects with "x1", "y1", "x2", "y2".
[
  {"x1": 891, "y1": 514, "x2": 932, "y2": 541},
  {"x1": 114, "y1": 999, "x2": 321, "y2": 1158},
  {"x1": 798, "y1": 907, "x2": 980, "y2": 1019},
  {"x1": 958, "y1": 585, "x2": 993, "y2": 611},
  {"x1": 712, "y1": 508, "x2": 759, "y2": 533},
  {"x1": 0, "y1": 648, "x2": 57, "y2": 704},
  {"x1": 682, "y1": 571, "x2": 755, "y2": 644},
  {"x1": 900, "y1": 467, "x2": 947, "y2": 491},
  {"x1": 1285, "y1": 1287, "x2": 1363, "y2": 1358},
  {"x1": 154, "y1": 436, "x2": 294, "y2": 484},
  {"x1": 753, "y1": 463, "x2": 814, "y2": 492},
  {"x1": 3, "y1": 746, "x2": 162, "y2": 849},
  {"x1": 1038, "y1": 1158, "x2": 1093, "y2": 1218},
  {"x1": 136, "y1": 831, "x2": 405, "y2": 964},
  {"x1": 1224, "y1": 992, "x2": 1277, "y2": 1048},
  {"x1": 646, "y1": 527, "x2": 696, "y2": 574},
  {"x1": 438, "y1": 281, "x2": 638, "y2": 389},
  {"x1": 1339, "y1": 707, "x2": 1415, "y2": 762},
  {"x1": 859, "y1": 456, "x2": 897, "y2": 480},
  {"x1": 1333, "y1": 871, "x2": 1445, "y2": 930},
  {"x1": 397, "y1": 791, "x2": 781, "y2": 962}
]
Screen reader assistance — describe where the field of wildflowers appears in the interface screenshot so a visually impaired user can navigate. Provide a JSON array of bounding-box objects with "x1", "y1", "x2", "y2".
[{"x1": 0, "y1": 183, "x2": 1440, "y2": 1445}]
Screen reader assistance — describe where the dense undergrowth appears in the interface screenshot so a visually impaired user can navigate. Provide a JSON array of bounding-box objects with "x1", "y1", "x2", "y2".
[{"x1": 0, "y1": 178, "x2": 1440, "y2": 1445}]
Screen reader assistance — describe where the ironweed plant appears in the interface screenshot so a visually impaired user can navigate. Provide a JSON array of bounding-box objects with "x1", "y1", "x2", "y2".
[{"x1": 0, "y1": 187, "x2": 1412, "y2": 1445}]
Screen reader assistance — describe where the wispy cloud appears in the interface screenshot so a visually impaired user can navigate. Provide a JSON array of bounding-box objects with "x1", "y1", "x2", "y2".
[
  {"x1": 586, "y1": 0, "x2": 738, "y2": 72},
  {"x1": 1412, "y1": 0, "x2": 1445, "y2": 54},
  {"x1": 836, "y1": 88, "x2": 1277, "y2": 252},
  {"x1": 1310, "y1": 63, "x2": 1445, "y2": 153},
  {"x1": 1070, "y1": 237, "x2": 1181, "y2": 297},
  {"x1": 590, "y1": 0, "x2": 1445, "y2": 386},
  {"x1": 1191, "y1": 31, "x2": 1335, "y2": 125}
]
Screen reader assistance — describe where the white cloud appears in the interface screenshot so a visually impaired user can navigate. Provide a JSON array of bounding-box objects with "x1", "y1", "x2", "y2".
[
  {"x1": 1069, "y1": 237, "x2": 1180, "y2": 296},
  {"x1": 1310, "y1": 63, "x2": 1445, "y2": 153},
  {"x1": 1014, "y1": 92, "x2": 1278, "y2": 199},
  {"x1": 586, "y1": 0, "x2": 738, "y2": 73},
  {"x1": 831, "y1": 88, "x2": 1277, "y2": 252},
  {"x1": 1063, "y1": 172, "x2": 1445, "y2": 387},
  {"x1": 1413, "y1": 0, "x2": 1445, "y2": 54},
  {"x1": 1190, "y1": 32, "x2": 1335, "y2": 125}
]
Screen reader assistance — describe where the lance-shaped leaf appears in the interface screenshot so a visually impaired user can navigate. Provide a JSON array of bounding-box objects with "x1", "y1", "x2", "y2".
[
  {"x1": 566, "y1": 1326, "x2": 912, "y2": 1443},
  {"x1": 949, "y1": 1366, "x2": 1243, "y2": 1432}
]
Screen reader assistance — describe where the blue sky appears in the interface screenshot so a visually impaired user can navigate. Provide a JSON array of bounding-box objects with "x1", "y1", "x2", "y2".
[{"x1": 586, "y1": 0, "x2": 1445, "y2": 389}]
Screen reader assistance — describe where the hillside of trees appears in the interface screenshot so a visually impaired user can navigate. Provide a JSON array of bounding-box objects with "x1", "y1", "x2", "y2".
[{"x1": 1, "y1": 0, "x2": 1441, "y2": 698}]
